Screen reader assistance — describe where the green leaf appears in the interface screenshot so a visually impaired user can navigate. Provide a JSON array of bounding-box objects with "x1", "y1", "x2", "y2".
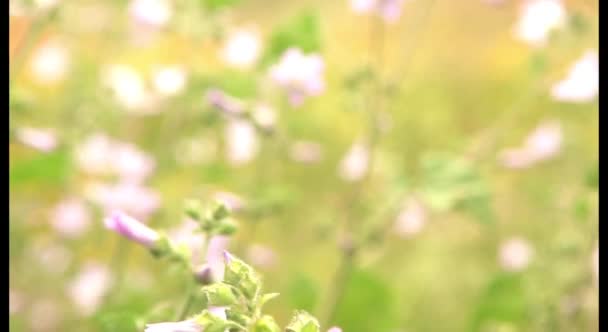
[
  {"x1": 253, "y1": 315, "x2": 281, "y2": 332},
  {"x1": 287, "y1": 275, "x2": 318, "y2": 312},
  {"x1": 285, "y1": 310, "x2": 320, "y2": 332},
  {"x1": 260, "y1": 293, "x2": 280, "y2": 308},
  {"x1": 9, "y1": 149, "x2": 71, "y2": 186},
  {"x1": 262, "y1": 10, "x2": 321, "y2": 66},
  {"x1": 332, "y1": 269, "x2": 396, "y2": 332},
  {"x1": 203, "y1": 0, "x2": 241, "y2": 11},
  {"x1": 95, "y1": 313, "x2": 139, "y2": 332},
  {"x1": 202, "y1": 283, "x2": 239, "y2": 306},
  {"x1": 223, "y1": 252, "x2": 262, "y2": 301}
]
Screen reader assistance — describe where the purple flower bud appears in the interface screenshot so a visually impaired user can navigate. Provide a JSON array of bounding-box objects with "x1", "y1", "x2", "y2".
[
  {"x1": 194, "y1": 264, "x2": 214, "y2": 285},
  {"x1": 223, "y1": 250, "x2": 234, "y2": 264},
  {"x1": 205, "y1": 88, "x2": 245, "y2": 116},
  {"x1": 104, "y1": 211, "x2": 160, "y2": 248}
]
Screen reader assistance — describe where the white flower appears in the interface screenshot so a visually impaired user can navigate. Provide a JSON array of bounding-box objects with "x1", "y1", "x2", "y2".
[
  {"x1": 145, "y1": 320, "x2": 202, "y2": 332},
  {"x1": 269, "y1": 48, "x2": 325, "y2": 106},
  {"x1": 551, "y1": 50, "x2": 599, "y2": 103},
  {"x1": 129, "y1": 0, "x2": 172, "y2": 28},
  {"x1": 350, "y1": 0, "x2": 406, "y2": 23},
  {"x1": 338, "y1": 142, "x2": 370, "y2": 182},
  {"x1": 221, "y1": 29, "x2": 261, "y2": 69},
  {"x1": 514, "y1": 0, "x2": 565, "y2": 46},
  {"x1": 499, "y1": 237, "x2": 533, "y2": 272},
  {"x1": 68, "y1": 263, "x2": 113, "y2": 316},
  {"x1": 103, "y1": 64, "x2": 156, "y2": 112},
  {"x1": 30, "y1": 39, "x2": 69, "y2": 84},
  {"x1": 153, "y1": 66, "x2": 187, "y2": 96},
  {"x1": 50, "y1": 198, "x2": 91, "y2": 238},
  {"x1": 500, "y1": 121, "x2": 562, "y2": 169},
  {"x1": 289, "y1": 140, "x2": 323, "y2": 164},
  {"x1": 16, "y1": 127, "x2": 58, "y2": 152},
  {"x1": 252, "y1": 104, "x2": 276, "y2": 130},
  {"x1": 225, "y1": 119, "x2": 259, "y2": 165},
  {"x1": 393, "y1": 198, "x2": 427, "y2": 238}
]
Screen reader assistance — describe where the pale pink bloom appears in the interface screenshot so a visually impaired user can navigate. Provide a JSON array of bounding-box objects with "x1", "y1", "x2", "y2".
[
  {"x1": 327, "y1": 328, "x2": 343, "y2": 332},
  {"x1": 67, "y1": 262, "x2": 113, "y2": 316},
  {"x1": 206, "y1": 236, "x2": 230, "y2": 281},
  {"x1": 338, "y1": 142, "x2": 370, "y2": 182},
  {"x1": 87, "y1": 182, "x2": 161, "y2": 219},
  {"x1": 16, "y1": 127, "x2": 58, "y2": 152},
  {"x1": 103, "y1": 64, "x2": 157, "y2": 112},
  {"x1": 29, "y1": 243, "x2": 72, "y2": 275},
  {"x1": 393, "y1": 198, "x2": 427, "y2": 238},
  {"x1": 145, "y1": 319, "x2": 202, "y2": 332},
  {"x1": 514, "y1": 0, "x2": 565, "y2": 46},
  {"x1": 153, "y1": 66, "x2": 187, "y2": 96},
  {"x1": 50, "y1": 198, "x2": 91, "y2": 238},
  {"x1": 29, "y1": 299, "x2": 61, "y2": 332},
  {"x1": 246, "y1": 244, "x2": 277, "y2": 269},
  {"x1": 104, "y1": 211, "x2": 160, "y2": 247},
  {"x1": 76, "y1": 134, "x2": 155, "y2": 181},
  {"x1": 30, "y1": 39, "x2": 69, "y2": 84},
  {"x1": 350, "y1": 0, "x2": 406, "y2": 23},
  {"x1": 221, "y1": 28, "x2": 262, "y2": 69},
  {"x1": 225, "y1": 119, "x2": 259, "y2": 165},
  {"x1": 289, "y1": 141, "x2": 323, "y2": 164},
  {"x1": 500, "y1": 121, "x2": 562, "y2": 169},
  {"x1": 212, "y1": 191, "x2": 246, "y2": 212},
  {"x1": 170, "y1": 219, "x2": 205, "y2": 265},
  {"x1": 252, "y1": 104, "x2": 276, "y2": 130},
  {"x1": 551, "y1": 50, "x2": 598, "y2": 103},
  {"x1": 499, "y1": 237, "x2": 533, "y2": 272},
  {"x1": 129, "y1": 0, "x2": 172, "y2": 28},
  {"x1": 269, "y1": 48, "x2": 325, "y2": 106},
  {"x1": 9, "y1": 289, "x2": 24, "y2": 315},
  {"x1": 206, "y1": 88, "x2": 246, "y2": 116}
]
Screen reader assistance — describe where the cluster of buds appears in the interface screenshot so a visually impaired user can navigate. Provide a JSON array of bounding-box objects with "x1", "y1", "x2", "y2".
[{"x1": 184, "y1": 199, "x2": 238, "y2": 237}]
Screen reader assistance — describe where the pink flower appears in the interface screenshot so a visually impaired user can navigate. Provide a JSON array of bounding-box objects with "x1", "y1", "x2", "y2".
[
  {"x1": 551, "y1": 50, "x2": 598, "y2": 103},
  {"x1": 499, "y1": 237, "x2": 533, "y2": 272},
  {"x1": 206, "y1": 88, "x2": 246, "y2": 116},
  {"x1": 328, "y1": 328, "x2": 343, "y2": 332},
  {"x1": 67, "y1": 262, "x2": 113, "y2": 316},
  {"x1": 269, "y1": 48, "x2": 325, "y2": 106},
  {"x1": 500, "y1": 121, "x2": 562, "y2": 169},
  {"x1": 129, "y1": 0, "x2": 172, "y2": 28},
  {"x1": 16, "y1": 127, "x2": 58, "y2": 152},
  {"x1": 104, "y1": 211, "x2": 160, "y2": 248},
  {"x1": 338, "y1": 142, "x2": 370, "y2": 182},
  {"x1": 393, "y1": 198, "x2": 427, "y2": 238},
  {"x1": 207, "y1": 236, "x2": 231, "y2": 281},
  {"x1": 50, "y1": 198, "x2": 91, "y2": 238},
  {"x1": 350, "y1": 0, "x2": 406, "y2": 23}
]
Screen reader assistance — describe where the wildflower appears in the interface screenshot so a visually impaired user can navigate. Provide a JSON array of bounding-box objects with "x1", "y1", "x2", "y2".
[
  {"x1": 551, "y1": 50, "x2": 598, "y2": 103},
  {"x1": 514, "y1": 0, "x2": 565, "y2": 46},
  {"x1": 129, "y1": 0, "x2": 172, "y2": 28},
  {"x1": 104, "y1": 211, "x2": 160, "y2": 248},
  {"x1": 29, "y1": 38, "x2": 69, "y2": 84},
  {"x1": 145, "y1": 319, "x2": 202, "y2": 332},
  {"x1": 350, "y1": 0, "x2": 406, "y2": 23},
  {"x1": 67, "y1": 263, "x2": 113, "y2": 316},
  {"x1": 247, "y1": 244, "x2": 278, "y2": 269},
  {"x1": 153, "y1": 66, "x2": 187, "y2": 96},
  {"x1": 221, "y1": 28, "x2": 261, "y2": 69},
  {"x1": 103, "y1": 64, "x2": 156, "y2": 112},
  {"x1": 500, "y1": 121, "x2": 562, "y2": 169},
  {"x1": 206, "y1": 88, "x2": 246, "y2": 116},
  {"x1": 393, "y1": 198, "x2": 427, "y2": 238},
  {"x1": 338, "y1": 141, "x2": 370, "y2": 181},
  {"x1": 15, "y1": 127, "x2": 58, "y2": 152},
  {"x1": 86, "y1": 181, "x2": 161, "y2": 219},
  {"x1": 50, "y1": 198, "x2": 91, "y2": 238},
  {"x1": 194, "y1": 264, "x2": 214, "y2": 284},
  {"x1": 289, "y1": 141, "x2": 323, "y2": 164},
  {"x1": 328, "y1": 328, "x2": 343, "y2": 332},
  {"x1": 269, "y1": 48, "x2": 325, "y2": 106},
  {"x1": 225, "y1": 119, "x2": 259, "y2": 165},
  {"x1": 252, "y1": 104, "x2": 276, "y2": 130},
  {"x1": 499, "y1": 237, "x2": 533, "y2": 272}
]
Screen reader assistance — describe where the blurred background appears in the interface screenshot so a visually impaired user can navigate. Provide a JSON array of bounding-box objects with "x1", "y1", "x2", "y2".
[{"x1": 9, "y1": 0, "x2": 598, "y2": 331}]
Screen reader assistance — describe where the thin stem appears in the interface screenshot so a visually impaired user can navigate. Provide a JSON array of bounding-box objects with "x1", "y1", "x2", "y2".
[{"x1": 177, "y1": 283, "x2": 196, "y2": 320}]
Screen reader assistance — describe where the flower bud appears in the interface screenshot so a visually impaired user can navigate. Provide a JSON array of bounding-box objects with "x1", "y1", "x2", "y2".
[
  {"x1": 104, "y1": 211, "x2": 159, "y2": 248},
  {"x1": 194, "y1": 264, "x2": 214, "y2": 285}
]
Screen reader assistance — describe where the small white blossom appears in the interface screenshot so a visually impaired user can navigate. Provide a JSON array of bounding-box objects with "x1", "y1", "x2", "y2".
[
  {"x1": 393, "y1": 198, "x2": 427, "y2": 238},
  {"x1": 225, "y1": 119, "x2": 259, "y2": 165},
  {"x1": 338, "y1": 142, "x2": 370, "y2": 182},
  {"x1": 500, "y1": 121, "x2": 562, "y2": 169},
  {"x1": 221, "y1": 28, "x2": 262, "y2": 69},
  {"x1": 30, "y1": 39, "x2": 69, "y2": 84},
  {"x1": 499, "y1": 237, "x2": 534, "y2": 272},
  {"x1": 269, "y1": 48, "x2": 325, "y2": 106},
  {"x1": 16, "y1": 127, "x2": 58, "y2": 152},
  {"x1": 551, "y1": 50, "x2": 599, "y2": 103},
  {"x1": 129, "y1": 0, "x2": 172, "y2": 28},
  {"x1": 514, "y1": 0, "x2": 565, "y2": 46},
  {"x1": 153, "y1": 66, "x2": 187, "y2": 96}
]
